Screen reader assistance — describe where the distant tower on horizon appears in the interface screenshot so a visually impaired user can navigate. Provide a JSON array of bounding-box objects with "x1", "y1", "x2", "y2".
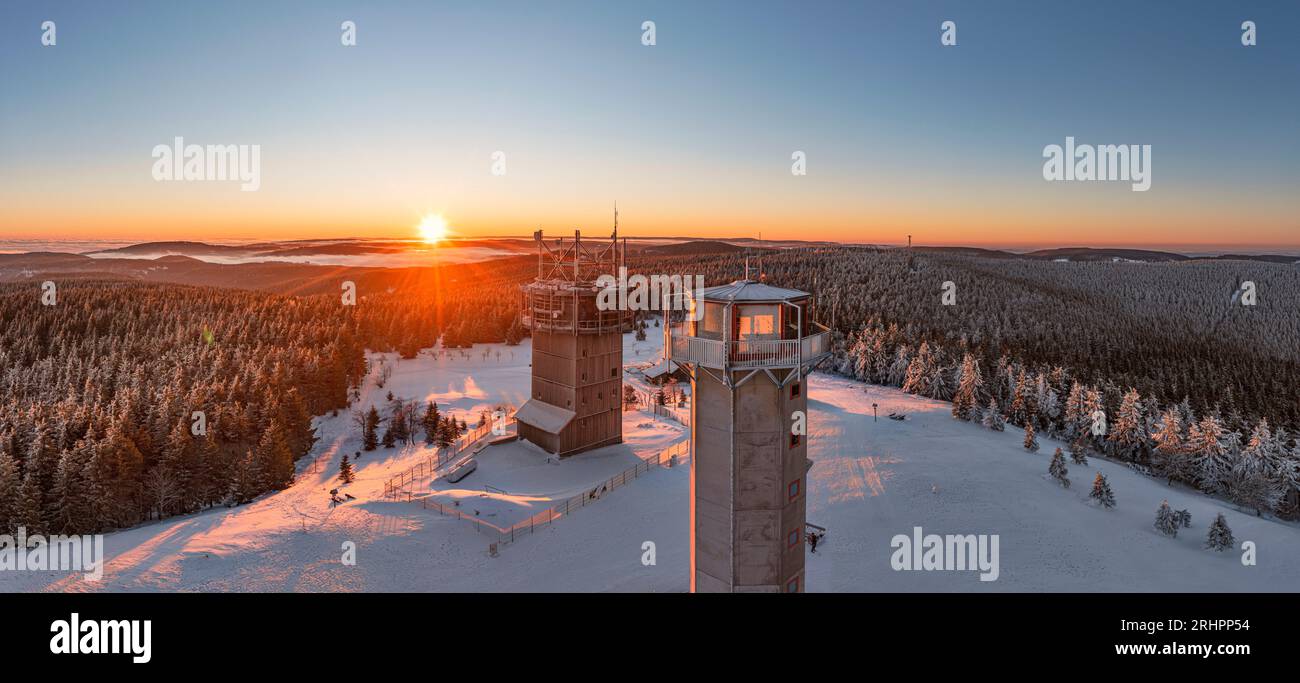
[
  {"x1": 516, "y1": 225, "x2": 627, "y2": 457},
  {"x1": 667, "y1": 279, "x2": 832, "y2": 592}
]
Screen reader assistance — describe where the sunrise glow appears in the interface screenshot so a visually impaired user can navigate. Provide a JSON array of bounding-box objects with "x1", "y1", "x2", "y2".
[{"x1": 418, "y1": 214, "x2": 449, "y2": 245}]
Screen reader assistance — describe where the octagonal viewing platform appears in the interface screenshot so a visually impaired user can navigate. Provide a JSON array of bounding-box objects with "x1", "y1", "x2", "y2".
[{"x1": 666, "y1": 280, "x2": 831, "y2": 371}]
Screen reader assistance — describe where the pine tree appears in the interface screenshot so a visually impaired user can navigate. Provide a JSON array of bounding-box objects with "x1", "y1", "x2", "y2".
[
  {"x1": 981, "y1": 398, "x2": 1005, "y2": 432},
  {"x1": 1190, "y1": 414, "x2": 1230, "y2": 495},
  {"x1": 1063, "y1": 381, "x2": 1087, "y2": 440},
  {"x1": 1153, "y1": 500, "x2": 1179, "y2": 537},
  {"x1": 1228, "y1": 422, "x2": 1283, "y2": 516},
  {"x1": 1023, "y1": 424, "x2": 1039, "y2": 453},
  {"x1": 161, "y1": 418, "x2": 196, "y2": 511},
  {"x1": 389, "y1": 399, "x2": 410, "y2": 444},
  {"x1": 1049, "y1": 448, "x2": 1070, "y2": 488},
  {"x1": 227, "y1": 450, "x2": 258, "y2": 506},
  {"x1": 952, "y1": 353, "x2": 983, "y2": 421},
  {"x1": 436, "y1": 417, "x2": 456, "y2": 449},
  {"x1": 901, "y1": 342, "x2": 932, "y2": 395},
  {"x1": 1090, "y1": 472, "x2": 1116, "y2": 508},
  {"x1": 1152, "y1": 408, "x2": 1193, "y2": 485},
  {"x1": 0, "y1": 449, "x2": 19, "y2": 532},
  {"x1": 887, "y1": 345, "x2": 912, "y2": 387},
  {"x1": 922, "y1": 350, "x2": 953, "y2": 401},
  {"x1": 1080, "y1": 388, "x2": 1104, "y2": 446},
  {"x1": 255, "y1": 418, "x2": 295, "y2": 489},
  {"x1": 421, "y1": 401, "x2": 440, "y2": 445},
  {"x1": 1151, "y1": 408, "x2": 1183, "y2": 454},
  {"x1": 381, "y1": 421, "x2": 397, "y2": 449},
  {"x1": 1107, "y1": 388, "x2": 1148, "y2": 462},
  {"x1": 195, "y1": 431, "x2": 224, "y2": 510},
  {"x1": 50, "y1": 442, "x2": 93, "y2": 534},
  {"x1": 15, "y1": 469, "x2": 45, "y2": 534},
  {"x1": 1008, "y1": 369, "x2": 1032, "y2": 427},
  {"x1": 1033, "y1": 374, "x2": 1059, "y2": 434},
  {"x1": 362, "y1": 405, "x2": 380, "y2": 451},
  {"x1": 338, "y1": 454, "x2": 355, "y2": 484},
  {"x1": 1069, "y1": 437, "x2": 1089, "y2": 465},
  {"x1": 1204, "y1": 513, "x2": 1234, "y2": 551}
]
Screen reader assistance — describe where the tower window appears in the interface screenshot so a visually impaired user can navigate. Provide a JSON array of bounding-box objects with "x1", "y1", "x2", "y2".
[
  {"x1": 790, "y1": 382, "x2": 801, "y2": 398},
  {"x1": 611, "y1": 367, "x2": 618, "y2": 377},
  {"x1": 790, "y1": 433, "x2": 800, "y2": 448},
  {"x1": 788, "y1": 479, "x2": 800, "y2": 501},
  {"x1": 786, "y1": 577, "x2": 799, "y2": 593},
  {"x1": 787, "y1": 529, "x2": 800, "y2": 548}
]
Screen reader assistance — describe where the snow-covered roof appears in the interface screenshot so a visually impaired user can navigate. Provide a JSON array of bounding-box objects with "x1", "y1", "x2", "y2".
[
  {"x1": 642, "y1": 358, "x2": 682, "y2": 378},
  {"x1": 512, "y1": 398, "x2": 576, "y2": 435},
  {"x1": 700, "y1": 279, "x2": 809, "y2": 303}
]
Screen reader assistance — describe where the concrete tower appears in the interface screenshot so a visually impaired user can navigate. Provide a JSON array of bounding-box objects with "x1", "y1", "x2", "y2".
[
  {"x1": 667, "y1": 279, "x2": 831, "y2": 592},
  {"x1": 517, "y1": 228, "x2": 627, "y2": 457}
]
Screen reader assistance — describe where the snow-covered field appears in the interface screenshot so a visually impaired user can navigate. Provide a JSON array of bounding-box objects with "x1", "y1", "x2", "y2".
[{"x1": 3, "y1": 332, "x2": 1298, "y2": 593}]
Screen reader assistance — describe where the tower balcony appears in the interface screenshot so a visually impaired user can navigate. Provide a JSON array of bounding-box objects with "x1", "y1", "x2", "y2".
[
  {"x1": 668, "y1": 322, "x2": 831, "y2": 370},
  {"x1": 522, "y1": 313, "x2": 625, "y2": 334}
]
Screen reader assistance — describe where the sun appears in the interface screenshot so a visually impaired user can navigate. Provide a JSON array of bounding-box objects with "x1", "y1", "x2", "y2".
[{"x1": 417, "y1": 214, "x2": 449, "y2": 244}]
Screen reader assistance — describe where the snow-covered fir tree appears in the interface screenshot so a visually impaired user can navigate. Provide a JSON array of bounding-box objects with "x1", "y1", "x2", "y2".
[
  {"x1": 1189, "y1": 414, "x2": 1231, "y2": 495},
  {"x1": 1023, "y1": 423, "x2": 1039, "y2": 453},
  {"x1": 1229, "y1": 420, "x2": 1284, "y2": 516},
  {"x1": 1152, "y1": 407, "x2": 1195, "y2": 485},
  {"x1": 1204, "y1": 513, "x2": 1235, "y2": 551},
  {"x1": 0, "y1": 450, "x2": 20, "y2": 531},
  {"x1": 1069, "y1": 437, "x2": 1089, "y2": 465},
  {"x1": 1033, "y1": 374, "x2": 1060, "y2": 434},
  {"x1": 982, "y1": 398, "x2": 1005, "y2": 432},
  {"x1": 362, "y1": 406, "x2": 380, "y2": 451},
  {"x1": 883, "y1": 345, "x2": 910, "y2": 387},
  {"x1": 901, "y1": 342, "x2": 933, "y2": 396},
  {"x1": 922, "y1": 352, "x2": 954, "y2": 401},
  {"x1": 1049, "y1": 448, "x2": 1070, "y2": 488},
  {"x1": 1090, "y1": 472, "x2": 1116, "y2": 508},
  {"x1": 1153, "y1": 500, "x2": 1179, "y2": 537},
  {"x1": 1107, "y1": 388, "x2": 1149, "y2": 463},
  {"x1": 1063, "y1": 381, "x2": 1087, "y2": 440},
  {"x1": 952, "y1": 353, "x2": 983, "y2": 421},
  {"x1": 1008, "y1": 368, "x2": 1033, "y2": 427}
]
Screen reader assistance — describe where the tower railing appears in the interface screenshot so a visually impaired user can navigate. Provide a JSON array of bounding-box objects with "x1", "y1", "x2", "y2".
[{"x1": 668, "y1": 323, "x2": 831, "y2": 369}]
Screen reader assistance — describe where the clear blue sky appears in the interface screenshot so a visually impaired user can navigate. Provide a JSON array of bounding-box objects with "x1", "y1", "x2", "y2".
[{"x1": 2, "y1": 0, "x2": 1297, "y2": 249}]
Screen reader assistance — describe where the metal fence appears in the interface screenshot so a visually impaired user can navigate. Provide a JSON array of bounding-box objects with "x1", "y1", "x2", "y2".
[
  {"x1": 381, "y1": 418, "x2": 514, "y2": 499},
  {"x1": 393, "y1": 439, "x2": 692, "y2": 549}
]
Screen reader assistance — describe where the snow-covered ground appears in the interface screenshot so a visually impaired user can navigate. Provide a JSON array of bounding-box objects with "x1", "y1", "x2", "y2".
[{"x1": 3, "y1": 332, "x2": 1298, "y2": 592}]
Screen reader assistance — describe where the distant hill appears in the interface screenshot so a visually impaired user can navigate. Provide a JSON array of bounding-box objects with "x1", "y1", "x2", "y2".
[
  {"x1": 641, "y1": 240, "x2": 749, "y2": 256},
  {"x1": 1198, "y1": 254, "x2": 1300, "y2": 264},
  {"x1": 88, "y1": 241, "x2": 262, "y2": 256},
  {"x1": 913, "y1": 246, "x2": 1021, "y2": 259},
  {"x1": 1022, "y1": 247, "x2": 1189, "y2": 262}
]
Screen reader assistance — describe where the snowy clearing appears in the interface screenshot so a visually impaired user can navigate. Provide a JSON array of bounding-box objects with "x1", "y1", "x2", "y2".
[{"x1": 3, "y1": 332, "x2": 1297, "y2": 592}]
